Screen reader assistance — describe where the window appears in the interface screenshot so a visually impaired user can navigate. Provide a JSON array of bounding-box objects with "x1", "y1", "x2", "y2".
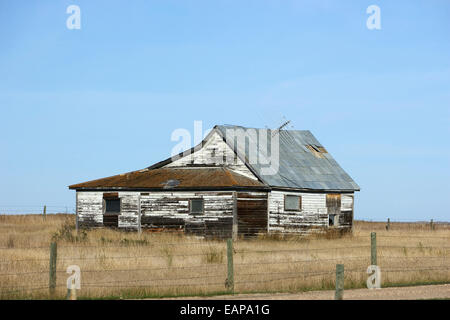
[
  {"x1": 329, "y1": 214, "x2": 339, "y2": 227},
  {"x1": 105, "y1": 198, "x2": 120, "y2": 215},
  {"x1": 284, "y1": 195, "x2": 302, "y2": 211},
  {"x1": 190, "y1": 199, "x2": 204, "y2": 215}
]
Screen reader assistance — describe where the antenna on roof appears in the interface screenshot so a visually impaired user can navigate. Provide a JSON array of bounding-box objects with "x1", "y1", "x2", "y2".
[{"x1": 272, "y1": 119, "x2": 291, "y2": 137}]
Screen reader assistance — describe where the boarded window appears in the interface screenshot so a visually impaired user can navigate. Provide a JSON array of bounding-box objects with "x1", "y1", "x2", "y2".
[
  {"x1": 105, "y1": 198, "x2": 120, "y2": 215},
  {"x1": 190, "y1": 199, "x2": 204, "y2": 215},
  {"x1": 326, "y1": 194, "x2": 341, "y2": 219},
  {"x1": 284, "y1": 195, "x2": 302, "y2": 211}
]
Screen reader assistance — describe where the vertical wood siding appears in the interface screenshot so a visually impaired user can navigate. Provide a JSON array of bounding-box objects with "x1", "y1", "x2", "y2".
[{"x1": 237, "y1": 192, "x2": 268, "y2": 237}]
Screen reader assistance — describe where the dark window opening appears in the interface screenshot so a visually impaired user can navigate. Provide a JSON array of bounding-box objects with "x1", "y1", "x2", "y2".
[
  {"x1": 105, "y1": 198, "x2": 120, "y2": 215},
  {"x1": 190, "y1": 199, "x2": 204, "y2": 215},
  {"x1": 284, "y1": 195, "x2": 302, "y2": 211},
  {"x1": 329, "y1": 214, "x2": 339, "y2": 227}
]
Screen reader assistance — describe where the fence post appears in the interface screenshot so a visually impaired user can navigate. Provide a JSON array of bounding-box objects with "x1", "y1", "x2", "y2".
[
  {"x1": 67, "y1": 286, "x2": 77, "y2": 300},
  {"x1": 430, "y1": 219, "x2": 434, "y2": 231},
  {"x1": 335, "y1": 264, "x2": 344, "y2": 300},
  {"x1": 232, "y1": 192, "x2": 238, "y2": 241},
  {"x1": 43, "y1": 205, "x2": 47, "y2": 221},
  {"x1": 49, "y1": 242, "x2": 57, "y2": 296},
  {"x1": 371, "y1": 232, "x2": 377, "y2": 266},
  {"x1": 226, "y1": 239, "x2": 234, "y2": 293},
  {"x1": 386, "y1": 218, "x2": 390, "y2": 231}
]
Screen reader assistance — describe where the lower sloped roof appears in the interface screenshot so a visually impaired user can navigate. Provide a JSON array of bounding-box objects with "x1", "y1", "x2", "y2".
[{"x1": 69, "y1": 167, "x2": 267, "y2": 190}]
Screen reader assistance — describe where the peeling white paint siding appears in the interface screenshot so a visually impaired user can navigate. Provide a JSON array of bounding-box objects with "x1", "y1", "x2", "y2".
[
  {"x1": 268, "y1": 190, "x2": 354, "y2": 233},
  {"x1": 164, "y1": 131, "x2": 257, "y2": 180},
  {"x1": 77, "y1": 190, "x2": 236, "y2": 234},
  {"x1": 118, "y1": 192, "x2": 139, "y2": 229},
  {"x1": 77, "y1": 192, "x2": 103, "y2": 227},
  {"x1": 77, "y1": 190, "x2": 354, "y2": 234},
  {"x1": 341, "y1": 194, "x2": 353, "y2": 211},
  {"x1": 140, "y1": 191, "x2": 234, "y2": 219},
  {"x1": 77, "y1": 191, "x2": 140, "y2": 229},
  {"x1": 268, "y1": 190, "x2": 328, "y2": 233},
  {"x1": 139, "y1": 191, "x2": 235, "y2": 237}
]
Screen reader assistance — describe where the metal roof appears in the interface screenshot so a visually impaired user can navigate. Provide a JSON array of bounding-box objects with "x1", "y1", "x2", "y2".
[
  {"x1": 69, "y1": 167, "x2": 267, "y2": 190},
  {"x1": 215, "y1": 125, "x2": 360, "y2": 192}
]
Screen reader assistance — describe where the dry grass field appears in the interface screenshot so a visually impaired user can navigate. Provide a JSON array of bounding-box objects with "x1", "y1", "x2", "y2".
[{"x1": 0, "y1": 214, "x2": 449, "y2": 299}]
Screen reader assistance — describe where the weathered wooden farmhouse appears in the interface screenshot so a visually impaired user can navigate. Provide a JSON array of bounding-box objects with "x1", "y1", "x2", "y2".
[{"x1": 69, "y1": 125, "x2": 360, "y2": 237}]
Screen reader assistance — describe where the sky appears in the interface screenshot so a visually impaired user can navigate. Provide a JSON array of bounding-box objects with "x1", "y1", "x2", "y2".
[{"x1": 0, "y1": 0, "x2": 449, "y2": 221}]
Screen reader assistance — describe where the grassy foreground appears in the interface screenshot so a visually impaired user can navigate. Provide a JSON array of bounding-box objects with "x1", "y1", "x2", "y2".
[{"x1": 0, "y1": 214, "x2": 449, "y2": 299}]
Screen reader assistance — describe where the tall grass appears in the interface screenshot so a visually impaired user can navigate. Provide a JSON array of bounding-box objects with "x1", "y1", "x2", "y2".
[{"x1": 0, "y1": 214, "x2": 449, "y2": 299}]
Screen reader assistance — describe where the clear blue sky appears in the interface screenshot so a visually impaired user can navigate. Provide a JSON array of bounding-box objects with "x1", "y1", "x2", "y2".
[{"x1": 0, "y1": 0, "x2": 449, "y2": 221}]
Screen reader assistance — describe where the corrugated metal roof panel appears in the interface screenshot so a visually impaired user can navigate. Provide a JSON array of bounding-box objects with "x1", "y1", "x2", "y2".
[{"x1": 216, "y1": 125, "x2": 360, "y2": 191}]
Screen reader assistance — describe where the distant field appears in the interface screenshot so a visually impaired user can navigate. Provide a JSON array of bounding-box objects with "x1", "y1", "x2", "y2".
[{"x1": 0, "y1": 214, "x2": 449, "y2": 299}]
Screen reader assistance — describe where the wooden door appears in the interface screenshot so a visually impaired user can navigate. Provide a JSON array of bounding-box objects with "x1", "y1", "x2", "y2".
[{"x1": 237, "y1": 192, "x2": 268, "y2": 237}]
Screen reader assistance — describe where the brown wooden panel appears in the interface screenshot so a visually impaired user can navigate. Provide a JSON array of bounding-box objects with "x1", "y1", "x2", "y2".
[
  {"x1": 103, "y1": 193, "x2": 119, "y2": 199},
  {"x1": 237, "y1": 193, "x2": 268, "y2": 237},
  {"x1": 237, "y1": 193, "x2": 268, "y2": 199},
  {"x1": 326, "y1": 194, "x2": 341, "y2": 215},
  {"x1": 103, "y1": 215, "x2": 118, "y2": 227}
]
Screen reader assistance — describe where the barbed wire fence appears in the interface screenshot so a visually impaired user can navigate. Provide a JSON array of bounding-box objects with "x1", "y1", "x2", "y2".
[
  {"x1": 0, "y1": 205, "x2": 76, "y2": 215},
  {"x1": 0, "y1": 232, "x2": 449, "y2": 299}
]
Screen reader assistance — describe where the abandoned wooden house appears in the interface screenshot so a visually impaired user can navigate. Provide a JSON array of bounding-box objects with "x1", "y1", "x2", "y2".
[{"x1": 69, "y1": 125, "x2": 360, "y2": 237}]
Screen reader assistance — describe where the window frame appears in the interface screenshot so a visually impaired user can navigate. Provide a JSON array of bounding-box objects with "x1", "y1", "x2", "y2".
[
  {"x1": 189, "y1": 198, "x2": 205, "y2": 215},
  {"x1": 103, "y1": 197, "x2": 121, "y2": 216},
  {"x1": 284, "y1": 194, "x2": 302, "y2": 212}
]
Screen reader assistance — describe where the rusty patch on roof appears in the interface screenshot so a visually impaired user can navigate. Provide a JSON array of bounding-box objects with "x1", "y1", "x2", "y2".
[{"x1": 69, "y1": 167, "x2": 266, "y2": 190}]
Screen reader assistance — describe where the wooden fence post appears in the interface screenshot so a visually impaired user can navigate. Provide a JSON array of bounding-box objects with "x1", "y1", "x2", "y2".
[
  {"x1": 226, "y1": 239, "x2": 234, "y2": 293},
  {"x1": 371, "y1": 232, "x2": 377, "y2": 266},
  {"x1": 430, "y1": 219, "x2": 434, "y2": 231},
  {"x1": 232, "y1": 192, "x2": 238, "y2": 240},
  {"x1": 335, "y1": 264, "x2": 344, "y2": 300},
  {"x1": 386, "y1": 218, "x2": 390, "y2": 231},
  {"x1": 43, "y1": 205, "x2": 47, "y2": 221},
  {"x1": 49, "y1": 242, "x2": 57, "y2": 296},
  {"x1": 67, "y1": 286, "x2": 77, "y2": 300}
]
